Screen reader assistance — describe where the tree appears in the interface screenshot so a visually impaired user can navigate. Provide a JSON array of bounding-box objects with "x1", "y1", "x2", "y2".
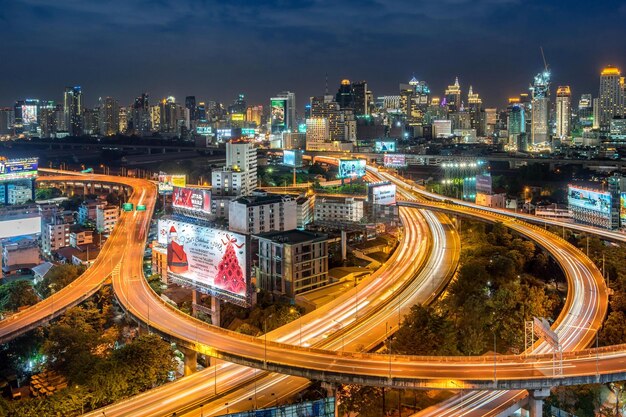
[
  {"x1": 599, "y1": 312, "x2": 626, "y2": 346},
  {"x1": 0, "y1": 280, "x2": 40, "y2": 313},
  {"x1": 35, "y1": 264, "x2": 86, "y2": 298},
  {"x1": 391, "y1": 305, "x2": 458, "y2": 355}
]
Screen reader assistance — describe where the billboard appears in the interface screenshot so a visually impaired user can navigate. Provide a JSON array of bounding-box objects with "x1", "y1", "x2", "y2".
[
  {"x1": 0, "y1": 215, "x2": 41, "y2": 239},
  {"x1": 383, "y1": 154, "x2": 407, "y2": 168},
  {"x1": 231, "y1": 113, "x2": 244, "y2": 122},
  {"x1": 22, "y1": 104, "x2": 38, "y2": 125},
  {"x1": 158, "y1": 173, "x2": 186, "y2": 194},
  {"x1": 338, "y1": 159, "x2": 366, "y2": 179},
  {"x1": 271, "y1": 99, "x2": 286, "y2": 129},
  {"x1": 172, "y1": 186, "x2": 211, "y2": 215},
  {"x1": 621, "y1": 193, "x2": 626, "y2": 224},
  {"x1": 374, "y1": 140, "x2": 396, "y2": 152},
  {"x1": 475, "y1": 174, "x2": 493, "y2": 194},
  {"x1": 0, "y1": 158, "x2": 39, "y2": 182},
  {"x1": 283, "y1": 149, "x2": 304, "y2": 168},
  {"x1": 369, "y1": 182, "x2": 397, "y2": 205},
  {"x1": 568, "y1": 186, "x2": 611, "y2": 215},
  {"x1": 196, "y1": 125, "x2": 213, "y2": 136},
  {"x1": 157, "y1": 219, "x2": 248, "y2": 304}
]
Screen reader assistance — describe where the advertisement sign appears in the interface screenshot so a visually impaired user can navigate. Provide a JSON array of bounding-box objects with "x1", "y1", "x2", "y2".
[
  {"x1": 196, "y1": 125, "x2": 213, "y2": 136},
  {"x1": 271, "y1": 99, "x2": 286, "y2": 129},
  {"x1": 374, "y1": 140, "x2": 396, "y2": 152},
  {"x1": 158, "y1": 173, "x2": 186, "y2": 194},
  {"x1": 22, "y1": 104, "x2": 38, "y2": 125},
  {"x1": 157, "y1": 219, "x2": 248, "y2": 304},
  {"x1": 241, "y1": 128, "x2": 256, "y2": 137},
  {"x1": 369, "y1": 182, "x2": 397, "y2": 205},
  {"x1": 338, "y1": 159, "x2": 366, "y2": 179},
  {"x1": 621, "y1": 193, "x2": 626, "y2": 224},
  {"x1": 283, "y1": 150, "x2": 304, "y2": 168},
  {"x1": 475, "y1": 174, "x2": 493, "y2": 194},
  {"x1": 172, "y1": 186, "x2": 211, "y2": 215},
  {"x1": 383, "y1": 154, "x2": 407, "y2": 168},
  {"x1": 216, "y1": 128, "x2": 232, "y2": 140},
  {"x1": 231, "y1": 113, "x2": 244, "y2": 122},
  {"x1": 0, "y1": 158, "x2": 39, "y2": 182},
  {"x1": 567, "y1": 186, "x2": 611, "y2": 215}
]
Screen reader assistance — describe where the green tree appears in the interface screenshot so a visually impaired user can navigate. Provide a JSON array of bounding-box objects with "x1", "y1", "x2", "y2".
[
  {"x1": 35, "y1": 264, "x2": 86, "y2": 298},
  {"x1": 391, "y1": 305, "x2": 459, "y2": 355},
  {"x1": 599, "y1": 312, "x2": 626, "y2": 346},
  {"x1": 0, "y1": 280, "x2": 40, "y2": 313}
]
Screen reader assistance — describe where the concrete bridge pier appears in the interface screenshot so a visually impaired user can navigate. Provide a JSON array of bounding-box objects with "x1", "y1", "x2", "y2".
[
  {"x1": 529, "y1": 388, "x2": 551, "y2": 417},
  {"x1": 180, "y1": 346, "x2": 198, "y2": 376}
]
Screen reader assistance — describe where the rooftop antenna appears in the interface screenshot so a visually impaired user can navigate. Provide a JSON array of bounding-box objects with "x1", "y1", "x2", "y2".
[
  {"x1": 325, "y1": 72, "x2": 329, "y2": 95},
  {"x1": 540, "y1": 46, "x2": 549, "y2": 71}
]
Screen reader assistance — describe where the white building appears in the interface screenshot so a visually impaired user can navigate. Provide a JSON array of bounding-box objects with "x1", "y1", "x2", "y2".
[
  {"x1": 305, "y1": 118, "x2": 330, "y2": 150},
  {"x1": 229, "y1": 193, "x2": 297, "y2": 235},
  {"x1": 432, "y1": 120, "x2": 452, "y2": 138},
  {"x1": 296, "y1": 194, "x2": 315, "y2": 230},
  {"x1": 314, "y1": 198, "x2": 364, "y2": 224},
  {"x1": 555, "y1": 86, "x2": 571, "y2": 139},
  {"x1": 41, "y1": 221, "x2": 70, "y2": 255},
  {"x1": 212, "y1": 141, "x2": 257, "y2": 197},
  {"x1": 7, "y1": 185, "x2": 32, "y2": 205},
  {"x1": 96, "y1": 205, "x2": 119, "y2": 233}
]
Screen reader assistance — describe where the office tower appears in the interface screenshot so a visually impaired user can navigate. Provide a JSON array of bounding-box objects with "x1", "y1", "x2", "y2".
[
  {"x1": 484, "y1": 108, "x2": 497, "y2": 137},
  {"x1": 555, "y1": 86, "x2": 571, "y2": 139},
  {"x1": 149, "y1": 105, "x2": 161, "y2": 131},
  {"x1": 467, "y1": 86, "x2": 483, "y2": 135},
  {"x1": 159, "y1": 96, "x2": 180, "y2": 134},
  {"x1": 352, "y1": 81, "x2": 368, "y2": 116},
  {"x1": 0, "y1": 108, "x2": 14, "y2": 135},
  {"x1": 578, "y1": 94, "x2": 594, "y2": 128},
  {"x1": 246, "y1": 105, "x2": 263, "y2": 127},
  {"x1": 310, "y1": 95, "x2": 343, "y2": 141},
  {"x1": 14, "y1": 99, "x2": 39, "y2": 134},
  {"x1": 445, "y1": 77, "x2": 462, "y2": 112},
  {"x1": 271, "y1": 91, "x2": 296, "y2": 133},
  {"x1": 336, "y1": 79, "x2": 355, "y2": 110},
  {"x1": 228, "y1": 94, "x2": 247, "y2": 116},
  {"x1": 83, "y1": 108, "x2": 100, "y2": 135},
  {"x1": 530, "y1": 70, "x2": 550, "y2": 144},
  {"x1": 98, "y1": 97, "x2": 119, "y2": 136},
  {"x1": 118, "y1": 107, "x2": 128, "y2": 133},
  {"x1": 64, "y1": 86, "x2": 83, "y2": 136},
  {"x1": 305, "y1": 118, "x2": 330, "y2": 150},
  {"x1": 130, "y1": 93, "x2": 151, "y2": 135},
  {"x1": 185, "y1": 96, "x2": 196, "y2": 121},
  {"x1": 598, "y1": 65, "x2": 624, "y2": 131},
  {"x1": 38, "y1": 101, "x2": 56, "y2": 138},
  {"x1": 196, "y1": 102, "x2": 207, "y2": 121},
  {"x1": 507, "y1": 104, "x2": 525, "y2": 146}
]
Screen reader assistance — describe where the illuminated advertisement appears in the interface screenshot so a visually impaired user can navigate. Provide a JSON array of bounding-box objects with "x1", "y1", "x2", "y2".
[
  {"x1": 567, "y1": 186, "x2": 611, "y2": 215},
  {"x1": 241, "y1": 128, "x2": 256, "y2": 137},
  {"x1": 338, "y1": 159, "x2": 366, "y2": 179},
  {"x1": 475, "y1": 174, "x2": 493, "y2": 194},
  {"x1": 196, "y1": 126, "x2": 213, "y2": 136},
  {"x1": 271, "y1": 99, "x2": 286, "y2": 128},
  {"x1": 283, "y1": 149, "x2": 304, "y2": 167},
  {"x1": 621, "y1": 193, "x2": 626, "y2": 224},
  {"x1": 22, "y1": 104, "x2": 38, "y2": 125},
  {"x1": 0, "y1": 157, "x2": 39, "y2": 182},
  {"x1": 368, "y1": 182, "x2": 397, "y2": 205},
  {"x1": 172, "y1": 186, "x2": 211, "y2": 214},
  {"x1": 383, "y1": 154, "x2": 407, "y2": 168},
  {"x1": 216, "y1": 128, "x2": 232, "y2": 140},
  {"x1": 158, "y1": 173, "x2": 186, "y2": 194},
  {"x1": 374, "y1": 140, "x2": 396, "y2": 152},
  {"x1": 231, "y1": 113, "x2": 244, "y2": 122},
  {"x1": 157, "y1": 218, "x2": 248, "y2": 304}
]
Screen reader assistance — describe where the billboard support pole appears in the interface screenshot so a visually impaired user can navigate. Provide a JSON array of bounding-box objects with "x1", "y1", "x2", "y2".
[{"x1": 211, "y1": 296, "x2": 221, "y2": 327}]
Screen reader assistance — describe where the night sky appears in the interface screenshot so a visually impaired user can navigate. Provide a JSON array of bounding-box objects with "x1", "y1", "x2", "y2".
[{"x1": 1, "y1": 0, "x2": 625, "y2": 109}]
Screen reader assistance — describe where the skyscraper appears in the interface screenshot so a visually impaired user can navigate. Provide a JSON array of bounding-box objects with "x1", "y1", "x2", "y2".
[
  {"x1": 64, "y1": 86, "x2": 83, "y2": 136},
  {"x1": 246, "y1": 105, "x2": 263, "y2": 127},
  {"x1": 578, "y1": 94, "x2": 593, "y2": 128},
  {"x1": 131, "y1": 93, "x2": 151, "y2": 135},
  {"x1": 185, "y1": 96, "x2": 196, "y2": 121},
  {"x1": 598, "y1": 65, "x2": 624, "y2": 131},
  {"x1": 555, "y1": 86, "x2": 571, "y2": 139},
  {"x1": 530, "y1": 70, "x2": 551, "y2": 144},
  {"x1": 445, "y1": 77, "x2": 462, "y2": 112},
  {"x1": 335, "y1": 79, "x2": 355, "y2": 110},
  {"x1": 271, "y1": 91, "x2": 296, "y2": 133},
  {"x1": 310, "y1": 95, "x2": 343, "y2": 141},
  {"x1": 99, "y1": 97, "x2": 119, "y2": 136},
  {"x1": 352, "y1": 81, "x2": 368, "y2": 116},
  {"x1": 467, "y1": 86, "x2": 484, "y2": 136}
]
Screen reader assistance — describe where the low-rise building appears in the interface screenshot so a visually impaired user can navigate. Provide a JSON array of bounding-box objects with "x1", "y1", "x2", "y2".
[
  {"x1": 96, "y1": 205, "x2": 119, "y2": 232},
  {"x1": 1, "y1": 236, "x2": 40, "y2": 274},
  {"x1": 41, "y1": 220, "x2": 70, "y2": 255},
  {"x1": 314, "y1": 197, "x2": 364, "y2": 224},
  {"x1": 255, "y1": 229, "x2": 329, "y2": 298},
  {"x1": 7, "y1": 184, "x2": 33, "y2": 205},
  {"x1": 69, "y1": 226, "x2": 94, "y2": 248},
  {"x1": 229, "y1": 193, "x2": 297, "y2": 234}
]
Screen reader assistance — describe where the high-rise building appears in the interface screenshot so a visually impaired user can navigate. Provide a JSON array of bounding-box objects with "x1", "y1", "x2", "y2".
[
  {"x1": 118, "y1": 107, "x2": 128, "y2": 133},
  {"x1": 598, "y1": 65, "x2": 624, "y2": 131},
  {"x1": 271, "y1": 91, "x2": 296, "y2": 133},
  {"x1": 196, "y1": 102, "x2": 207, "y2": 121},
  {"x1": 445, "y1": 77, "x2": 462, "y2": 112},
  {"x1": 39, "y1": 101, "x2": 57, "y2": 138},
  {"x1": 305, "y1": 118, "x2": 330, "y2": 150},
  {"x1": 185, "y1": 96, "x2": 196, "y2": 121},
  {"x1": 14, "y1": 99, "x2": 40, "y2": 135},
  {"x1": 0, "y1": 108, "x2": 15, "y2": 135},
  {"x1": 149, "y1": 105, "x2": 161, "y2": 131},
  {"x1": 530, "y1": 70, "x2": 551, "y2": 144},
  {"x1": 507, "y1": 104, "x2": 525, "y2": 146},
  {"x1": 83, "y1": 108, "x2": 99, "y2": 135},
  {"x1": 130, "y1": 93, "x2": 151, "y2": 135},
  {"x1": 555, "y1": 86, "x2": 571, "y2": 139},
  {"x1": 246, "y1": 105, "x2": 263, "y2": 126},
  {"x1": 310, "y1": 95, "x2": 343, "y2": 141},
  {"x1": 64, "y1": 86, "x2": 83, "y2": 136},
  {"x1": 578, "y1": 94, "x2": 594, "y2": 128},
  {"x1": 467, "y1": 86, "x2": 484, "y2": 135},
  {"x1": 335, "y1": 79, "x2": 355, "y2": 110},
  {"x1": 228, "y1": 94, "x2": 247, "y2": 116},
  {"x1": 211, "y1": 141, "x2": 258, "y2": 197},
  {"x1": 98, "y1": 97, "x2": 119, "y2": 136},
  {"x1": 352, "y1": 81, "x2": 368, "y2": 116}
]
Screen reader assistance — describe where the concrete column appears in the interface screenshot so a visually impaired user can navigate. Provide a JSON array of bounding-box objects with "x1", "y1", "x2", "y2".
[
  {"x1": 181, "y1": 346, "x2": 198, "y2": 376},
  {"x1": 191, "y1": 290, "x2": 199, "y2": 318},
  {"x1": 341, "y1": 230, "x2": 347, "y2": 262},
  {"x1": 529, "y1": 388, "x2": 550, "y2": 417},
  {"x1": 211, "y1": 296, "x2": 221, "y2": 327}
]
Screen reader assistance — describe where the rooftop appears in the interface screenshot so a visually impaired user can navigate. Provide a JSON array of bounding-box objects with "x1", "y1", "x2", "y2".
[
  {"x1": 233, "y1": 193, "x2": 294, "y2": 207},
  {"x1": 255, "y1": 229, "x2": 328, "y2": 245}
]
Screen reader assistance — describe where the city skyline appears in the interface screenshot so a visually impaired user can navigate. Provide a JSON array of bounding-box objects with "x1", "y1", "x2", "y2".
[{"x1": 1, "y1": 0, "x2": 625, "y2": 107}]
